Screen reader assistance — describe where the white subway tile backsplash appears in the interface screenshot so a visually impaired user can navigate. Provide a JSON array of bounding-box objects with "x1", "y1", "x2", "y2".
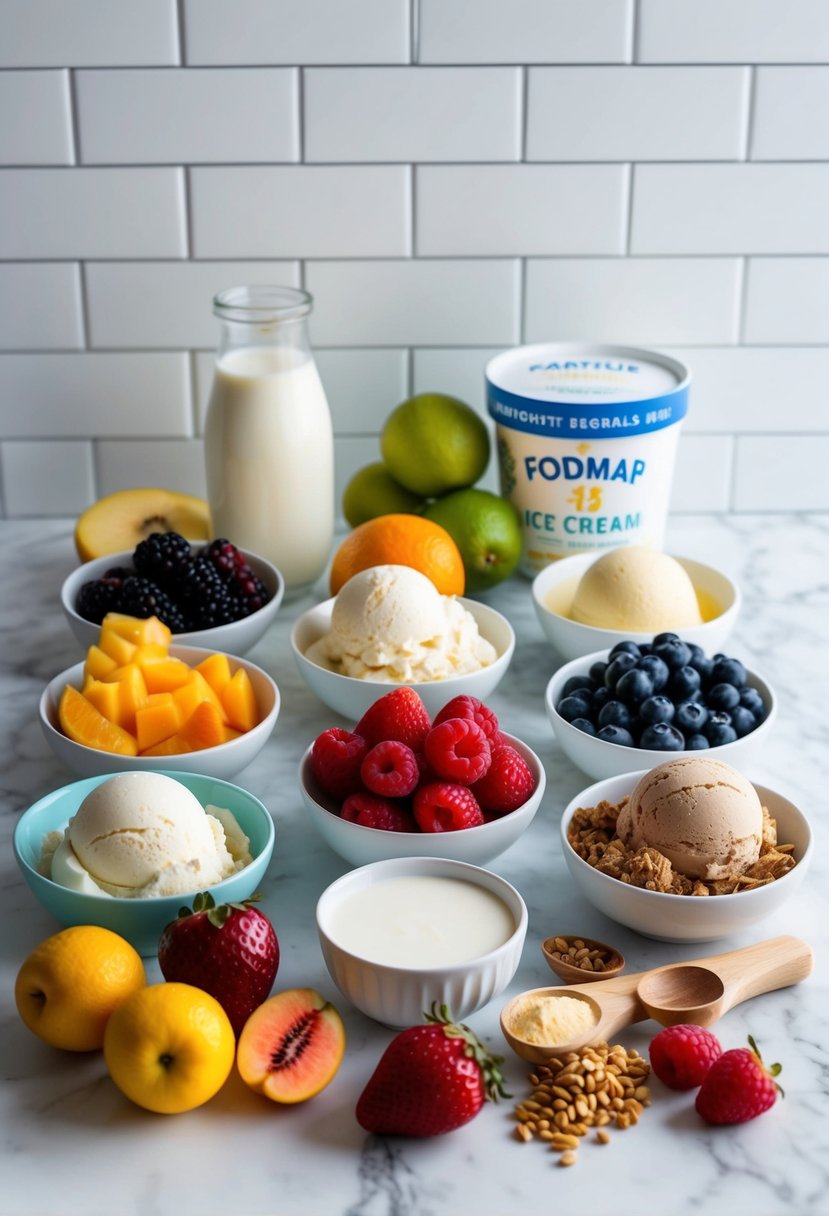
[
  {"x1": 631, "y1": 165, "x2": 829, "y2": 255},
  {"x1": 0, "y1": 169, "x2": 186, "y2": 258},
  {"x1": 0, "y1": 354, "x2": 191, "y2": 438},
  {"x1": 638, "y1": 0, "x2": 829, "y2": 63},
  {"x1": 417, "y1": 166, "x2": 627, "y2": 256},
  {"x1": 191, "y1": 167, "x2": 409, "y2": 258},
  {"x1": 305, "y1": 68, "x2": 521, "y2": 163},
  {"x1": 76, "y1": 69, "x2": 298, "y2": 165},
  {"x1": 752, "y1": 69, "x2": 829, "y2": 161},
  {"x1": 184, "y1": 0, "x2": 409, "y2": 65},
  {"x1": 97, "y1": 440, "x2": 207, "y2": 500},
  {"x1": 744, "y1": 259, "x2": 829, "y2": 344},
  {"x1": 0, "y1": 441, "x2": 94, "y2": 516},
  {"x1": 0, "y1": 264, "x2": 83, "y2": 351},
  {"x1": 419, "y1": 0, "x2": 632, "y2": 64},
  {"x1": 306, "y1": 261, "x2": 520, "y2": 346},
  {"x1": 0, "y1": 71, "x2": 72, "y2": 164},
  {"x1": 86, "y1": 261, "x2": 300, "y2": 349},
  {"x1": 0, "y1": 0, "x2": 178, "y2": 67},
  {"x1": 734, "y1": 436, "x2": 829, "y2": 511},
  {"x1": 412, "y1": 348, "x2": 504, "y2": 417},
  {"x1": 527, "y1": 68, "x2": 748, "y2": 162},
  {"x1": 525, "y1": 258, "x2": 741, "y2": 345},
  {"x1": 670, "y1": 435, "x2": 733, "y2": 513}
]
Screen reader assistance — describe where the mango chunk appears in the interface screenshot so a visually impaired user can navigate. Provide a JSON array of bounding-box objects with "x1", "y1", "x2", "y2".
[
  {"x1": 178, "y1": 700, "x2": 227, "y2": 751},
  {"x1": 221, "y1": 668, "x2": 259, "y2": 733},
  {"x1": 195, "y1": 652, "x2": 232, "y2": 695},
  {"x1": 84, "y1": 644, "x2": 118, "y2": 682},
  {"x1": 139, "y1": 734, "x2": 193, "y2": 757},
  {"x1": 100, "y1": 613, "x2": 172, "y2": 647},
  {"x1": 135, "y1": 698, "x2": 182, "y2": 752},
  {"x1": 98, "y1": 629, "x2": 138, "y2": 666},
  {"x1": 140, "y1": 656, "x2": 193, "y2": 694},
  {"x1": 83, "y1": 678, "x2": 123, "y2": 726},
  {"x1": 58, "y1": 685, "x2": 138, "y2": 756}
]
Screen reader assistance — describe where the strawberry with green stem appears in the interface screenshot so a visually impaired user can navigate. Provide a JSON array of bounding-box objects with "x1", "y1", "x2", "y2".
[{"x1": 695, "y1": 1034, "x2": 783, "y2": 1125}]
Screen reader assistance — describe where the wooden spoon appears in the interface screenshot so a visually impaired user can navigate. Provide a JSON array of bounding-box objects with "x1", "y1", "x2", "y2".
[{"x1": 501, "y1": 935, "x2": 813, "y2": 1063}]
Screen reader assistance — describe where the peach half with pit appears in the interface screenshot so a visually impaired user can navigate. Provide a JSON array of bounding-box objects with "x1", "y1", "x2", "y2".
[{"x1": 236, "y1": 988, "x2": 346, "y2": 1103}]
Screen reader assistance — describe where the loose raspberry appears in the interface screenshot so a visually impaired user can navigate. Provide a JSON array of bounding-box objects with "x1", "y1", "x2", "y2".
[
  {"x1": 433, "y1": 695, "x2": 500, "y2": 741},
  {"x1": 310, "y1": 728, "x2": 368, "y2": 800},
  {"x1": 341, "y1": 793, "x2": 417, "y2": 832},
  {"x1": 469, "y1": 742, "x2": 536, "y2": 815},
  {"x1": 695, "y1": 1036, "x2": 782, "y2": 1125},
  {"x1": 413, "y1": 783, "x2": 485, "y2": 832},
  {"x1": 424, "y1": 718, "x2": 492, "y2": 785},
  {"x1": 355, "y1": 688, "x2": 432, "y2": 751},
  {"x1": 649, "y1": 1024, "x2": 723, "y2": 1091},
  {"x1": 360, "y1": 740, "x2": 419, "y2": 798}
]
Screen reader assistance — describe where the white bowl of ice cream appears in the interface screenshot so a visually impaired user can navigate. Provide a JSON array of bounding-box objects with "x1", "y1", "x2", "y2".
[
  {"x1": 316, "y1": 855, "x2": 528, "y2": 1026},
  {"x1": 13, "y1": 770, "x2": 275, "y2": 956},
  {"x1": 545, "y1": 647, "x2": 776, "y2": 781},
  {"x1": 39, "y1": 644, "x2": 280, "y2": 780},
  {"x1": 532, "y1": 547, "x2": 740, "y2": 662},
  {"x1": 560, "y1": 761, "x2": 812, "y2": 943},
  {"x1": 290, "y1": 565, "x2": 515, "y2": 718}
]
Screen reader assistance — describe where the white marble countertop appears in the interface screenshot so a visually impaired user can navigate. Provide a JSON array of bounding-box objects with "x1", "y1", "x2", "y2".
[{"x1": 1, "y1": 514, "x2": 828, "y2": 1216}]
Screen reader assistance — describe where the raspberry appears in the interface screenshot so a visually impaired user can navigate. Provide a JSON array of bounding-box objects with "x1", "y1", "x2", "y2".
[
  {"x1": 469, "y1": 742, "x2": 536, "y2": 815},
  {"x1": 341, "y1": 793, "x2": 416, "y2": 832},
  {"x1": 413, "y1": 783, "x2": 485, "y2": 832},
  {"x1": 360, "y1": 740, "x2": 419, "y2": 798},
  {"x1": 310, "y1": 728, "x2": 368, "y2": 800},
  {"x1": 649, "y1": 1024, "x2": 723, "y2": 1091},
  {"x1": 433, "y1": 695, "x2": 500, "y2": 741},
  {"x1": 695, "y1": 1036, "x2": 782, "y2": 1125},
  {"x1": 423, "y1": 718, "x2": 492, "y2": 785},
  {"x1": 355, "y1": 688, "x2": 432, "y2": 751}
]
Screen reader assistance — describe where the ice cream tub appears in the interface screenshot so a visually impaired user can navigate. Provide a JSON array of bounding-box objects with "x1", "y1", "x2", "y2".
[{"x1": 486, "y1": 343, "x2": 690, "y2": 575}]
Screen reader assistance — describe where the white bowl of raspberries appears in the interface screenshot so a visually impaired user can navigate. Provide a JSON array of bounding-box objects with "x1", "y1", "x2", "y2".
[
  {"x1": 299, "y1": 688, "x2": 546, "y2": 867},
  {"x1": 62, "y1": 533, "x2": 284, "y2": 655}
]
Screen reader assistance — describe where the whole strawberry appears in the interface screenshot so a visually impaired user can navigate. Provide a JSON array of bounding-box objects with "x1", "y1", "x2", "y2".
[
  {"x1": 355, "y1": 1003, "x2": 508, "y2": 1137},
  {"x1": 158, "y1": 892, "x2": 279, "y2": 1037},
  {"x1": 695, "y1": 1035, "x2": 783, "y2": 1125}
]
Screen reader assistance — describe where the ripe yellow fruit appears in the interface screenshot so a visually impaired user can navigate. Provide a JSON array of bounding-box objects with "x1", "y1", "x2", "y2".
[
  {"x1": 74, "y1": 488, "x2": 210, "y2": 562},
  {"x1": 15, "y1": 926, "x2": 146, "y2": 1052},
  {"x1": 103, "y1": 983, "x2": 235, "y2": 1114}
]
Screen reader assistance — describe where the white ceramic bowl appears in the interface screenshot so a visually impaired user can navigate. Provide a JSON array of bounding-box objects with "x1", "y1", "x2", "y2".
[
  {"x1": 13, "y1": 770, "x2": 275, "y2": 957},
  {"x1": 299, "y1": 731, "x2": 545, "y2": 867},
  {"x1": 290, "y1": 596, "x2": 515, "y2": 718},
  {"x1": 39, "y1": 644, "x2": 280, "y2": 780},
  {"x1": 316, "y1": 856, "x2": 528, "y2": 1026},
  {"x1": 560, "y1": 771, "x2": 812, "y2": 943},
  {"x1": 532, "y1": 552, "x2": 740, "y2": 662},
  {"x1": 545, "y1": 648, "x2": 776, "y2": 781},
  {"x1": 61, "y1": 545, "x2": 284, "y2": 655}
]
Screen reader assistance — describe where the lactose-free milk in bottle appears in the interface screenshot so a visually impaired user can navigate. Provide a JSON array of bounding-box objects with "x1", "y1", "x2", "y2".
[{"x1": 204, "y1": 287, "x2": 334, "y2": 593}]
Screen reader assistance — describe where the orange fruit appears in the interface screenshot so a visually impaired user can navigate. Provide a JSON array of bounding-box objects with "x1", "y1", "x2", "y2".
[
  {"x1": 15, "y1": 926, "x2": 146, "y2": 1052},
  {"x1": 330, "y1": 514, "x2": 465, "y2": 596},
  {"x1": 58, "y1": 684, "x2": 138, "y2": 755}
]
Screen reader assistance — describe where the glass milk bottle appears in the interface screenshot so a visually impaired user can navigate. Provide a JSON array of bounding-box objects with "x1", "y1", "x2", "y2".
[{"x1": 204, "y1": 286, "x2": 335, "y2": 594}]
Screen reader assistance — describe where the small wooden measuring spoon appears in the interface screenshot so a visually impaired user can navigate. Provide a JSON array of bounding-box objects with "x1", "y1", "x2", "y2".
[{"x1": 501, "y1": 935, "x2": 813, "y2": 1063}]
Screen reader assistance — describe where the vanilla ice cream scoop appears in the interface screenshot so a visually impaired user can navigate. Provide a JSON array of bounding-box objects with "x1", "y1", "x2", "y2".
[
  {"x1": 570, "y1": 546, "x2": 703, "y2": 631},
  {"x1": 616, "y1": 758, "x2": 763, "y2": 880}
]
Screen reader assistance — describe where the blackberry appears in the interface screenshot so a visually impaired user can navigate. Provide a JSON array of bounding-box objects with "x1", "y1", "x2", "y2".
[
  {"x1": 202, "y1": 538, "x2": 271, "y2": 615},
  {"x1": 120, "y1": 576, "x2": 188, "y2": 632},
  {"x1": 202, "y1": 538, "x2": 240, "y2": 579},
  {"x1": 133, "y1": 531, "x2": 193, "y2": 586},
  {"x1": 178, "y1": 557, "x2": 240, "y2": 629},
  {"x1": 76, "y1": 577, "x2": 126, "y2": 625}
]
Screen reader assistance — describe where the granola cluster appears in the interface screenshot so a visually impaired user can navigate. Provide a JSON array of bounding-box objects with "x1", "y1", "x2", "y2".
[{"x1": 567, "y1": 797, "x2": 796, "y2": 896}]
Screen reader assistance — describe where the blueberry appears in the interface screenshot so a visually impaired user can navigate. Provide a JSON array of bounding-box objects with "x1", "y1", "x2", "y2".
[
  {"x1": 729, "y1": 705, "x2": 757, "y2": 738},
  {"x1": 740, "y1": 687, "x2": 766, "y2": 720},
  {"x1": 591, "y1": 686, "x2": 612, "y2": 712},
  {"x1": 608, "y1": 640, "x2": 642, "y2": 660},
  {"x1": 571, "y1": 717, "x2": 597, "y2": 737},
  {"x1": 589, "y1": 660, "x2": 609, "y2": 685},
  {"x1": 636, "y1": 653, "x2": 669, "y2": 692},
  {"x1": 653, "y1": 638, "x2": 692, "y2": 670},
  {"x1": 704, "y1": 712, "x2": 738, "y2": 746},
  {"x1": 557, "y1": 693, "x2": 593, "y2": 722},
  {"x1": 706, "y1": 682, "x2": 741, "y2": 712},
  {"x1": 598, "y1": 700, "x2": 633, "y2": 730},
  {"x1": 669, "y1": 665, "x2": 701, "y2": 700},
  {"x1": 675, "y1": 699, "x2": 709, "y2": 733},
  {"x1": 615, "y1": 667, "x2": 655, "y2": 706},
  {"x1": 711, "y1": 655, "x2": 747, "y2": 688},
  {"x1": 686, "y1": 733, "x2": 710, "y2": 750},
  {"x1": 605, "y1": 652, "x2": 638, "y2": 688},
  {"x1": 638, "y1": 642, "x2": 653, "y2": 656},
  {"x1": 640, "y1": 722, "x2": 685, "y2": 751},
  {"x1": 562, "y1": 674, "x2": 596, "y2": 698},
  {"x1": 686, "y1": 643, "x2": 714, "y2": 684},
  {"x1": 652, "y1": 631, "x2": 680, "y2": 646},
  {"x1": 639, "y1": 695, "x2": 675, "y2": 725},
  {"x1": 597, "y1": 724, "x2": 635, "y2": 747}
]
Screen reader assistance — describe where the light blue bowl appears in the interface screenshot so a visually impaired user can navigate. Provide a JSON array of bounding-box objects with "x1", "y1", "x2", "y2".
[{"x1": 13, "y1": 770, "x2": 275, "y2": 958}]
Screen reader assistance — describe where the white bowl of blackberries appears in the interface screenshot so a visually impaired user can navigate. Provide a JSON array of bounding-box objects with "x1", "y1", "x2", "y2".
[
  {"x1": 544, "y1": 634, "x2": 776, "y2": 780},
  {"x1": 62, "y1": 533, "x2": 284, "y2": 655}
]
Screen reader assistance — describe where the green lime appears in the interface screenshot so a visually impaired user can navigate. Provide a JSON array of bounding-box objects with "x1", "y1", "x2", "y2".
[
  {"x1": 381, "y1": 393, "x2": 490, "y2": 498},
  {"x1": 423, "y1": 488, "x2": 522, "y2": 593},
  {"x1": 341, "y1": 461, "x2": 424, "y2": 528}
]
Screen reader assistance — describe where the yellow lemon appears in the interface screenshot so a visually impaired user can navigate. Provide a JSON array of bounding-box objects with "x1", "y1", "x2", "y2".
[
  {"x1": 15, "y1": 925, "x2": 146, "y2": 1052},
  {"x1": 103, "y1": 983, "x2": 235, "y2": 1114}
]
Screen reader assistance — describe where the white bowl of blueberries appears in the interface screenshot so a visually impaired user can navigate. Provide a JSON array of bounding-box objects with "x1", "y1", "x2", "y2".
[{"x1": 544, "y1": 633, "x2": 776, "y2": 780}]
